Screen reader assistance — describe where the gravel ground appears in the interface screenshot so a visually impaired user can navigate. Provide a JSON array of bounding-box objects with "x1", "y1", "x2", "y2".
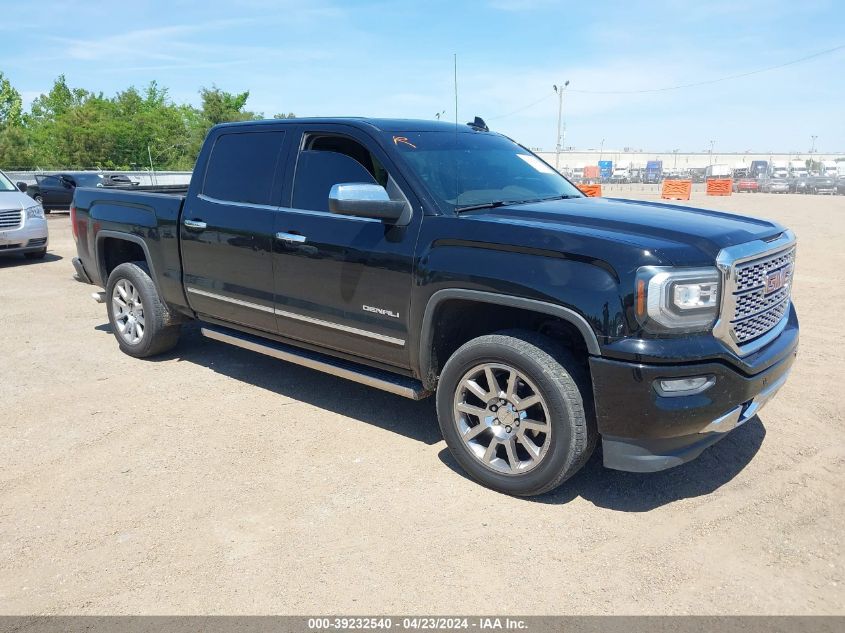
[{"x1": 0, "y1": 190, "x2": 842, "y2": 615}]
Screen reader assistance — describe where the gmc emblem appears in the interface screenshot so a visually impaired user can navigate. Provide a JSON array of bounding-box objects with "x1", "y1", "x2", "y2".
[{"x1": 765, "y1": 265, "x2": 792, "y2": 294}]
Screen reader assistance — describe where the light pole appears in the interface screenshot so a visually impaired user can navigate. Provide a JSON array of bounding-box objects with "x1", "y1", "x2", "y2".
[
  {"x1": 810, "y1": 135, "x2": 817, "y2": 153},
  {"x1": 553, "y1": 80, "x2": 569, "y2": 171},
  {"x1": 435, "y1": 110, "x2": 446, "y2": 120},
  {"x1": 673, "y1": 148, "x2": 679, "y2": 169},
  {"x1": 709, "y1": 140, "x2": 715, "y2": 167}
]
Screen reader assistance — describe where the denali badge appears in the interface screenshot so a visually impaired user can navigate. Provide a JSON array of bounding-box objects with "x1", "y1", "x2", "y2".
[
  {"x1": 765, "y1": 265, "x2": 792, "y2": 295},
  {"x1": 363, "y1": 305, "x2": 400, "y2": 318}
]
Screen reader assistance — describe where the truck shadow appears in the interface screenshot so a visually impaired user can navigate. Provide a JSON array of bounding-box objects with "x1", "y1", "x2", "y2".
[
  {"x1": 96, "y1": 321, "x2": 766, "y2": 506},
  {"x1": 439, "y1": 417, "x2": 766, "y2": 511},
  {"x1": 111, "y1": 323, "x2": 442, "y2": 446}
]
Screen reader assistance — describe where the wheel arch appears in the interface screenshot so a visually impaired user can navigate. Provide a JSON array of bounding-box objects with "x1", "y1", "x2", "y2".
[
  {"x1": 418, "y1": 289, "x2": 601, "y2": 390},
  {"x1": 95, "y1": 231, "x2": 156, "y2": 285}
]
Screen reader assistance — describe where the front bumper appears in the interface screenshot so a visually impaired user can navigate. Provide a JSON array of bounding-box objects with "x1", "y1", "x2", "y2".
[
  {"x1": 590, "y1": 315, "x2": 798, "y2": 473},
  {"x1": 0, "y1": 219, "x2": 49, "y2": 255}
]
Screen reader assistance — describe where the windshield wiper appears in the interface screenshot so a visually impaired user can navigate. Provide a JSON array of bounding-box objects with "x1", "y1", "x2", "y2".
[
  {"x1": 456, "y1": 194, "x2": 580, "y2": 213},
  {"x1": 455, "y1": 200, "x2": 509, "y2": 213},
  {"x1": 533, "y1": 194, "x2": 580, "y2": 201}
]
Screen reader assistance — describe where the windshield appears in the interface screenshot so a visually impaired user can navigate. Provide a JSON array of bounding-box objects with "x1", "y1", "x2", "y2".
[
  {"x1": 386, "y1": 131, "x2": 582, "y2": 212},
  {"x1": 73, "y1": 174, "x2": 104, "y2": 187},
  {"x1": 0, "y1": 170, "x2": 17, "y2": 192}
]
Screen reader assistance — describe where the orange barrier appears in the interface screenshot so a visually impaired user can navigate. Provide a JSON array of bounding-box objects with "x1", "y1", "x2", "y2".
[
  {"x1": 706, "y1": 178, "x2": 733, "y2": 196},
  {"x1": 577, "y1": 183, "x2": 602, "y2": 197},
  {"x1": 661, "y1": 179, "x2": 692, "y2": 201}
]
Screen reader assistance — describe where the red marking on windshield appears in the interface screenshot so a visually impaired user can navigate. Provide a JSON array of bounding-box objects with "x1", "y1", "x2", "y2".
[{"x1": 393, "y1": 136, "x2": 417, "y2": 149}]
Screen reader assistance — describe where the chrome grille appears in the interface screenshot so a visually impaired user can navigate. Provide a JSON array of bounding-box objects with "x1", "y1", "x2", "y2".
[
  {"x1": 734, "y1": 284, "x2": 789, "y2": 319},
  {"x1": 729, "y1": 246, "x2": 795, "y2": 345},
  {"x1": 735, "y1": 249, "x2": 795, "y2": 292},
  {"x1": 0, "y1": 208, "x2": 23, "y2": 229}
]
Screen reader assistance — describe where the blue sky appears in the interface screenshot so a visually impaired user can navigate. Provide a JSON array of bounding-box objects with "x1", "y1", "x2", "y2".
[{"x1": 1, "y1": 0, "x2": 843, "y2": 152}]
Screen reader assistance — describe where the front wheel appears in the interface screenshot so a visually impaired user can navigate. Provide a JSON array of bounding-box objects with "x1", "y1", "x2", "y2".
[
  {"x1": 436, "y1": 330, "x2": 596, "y2": 496},
  {"x1": 106, "y1": 261, "x2": 180, "y2": 358},
  {"x1": 34, "y1": 195, "x2": 49, "y2": 213}
]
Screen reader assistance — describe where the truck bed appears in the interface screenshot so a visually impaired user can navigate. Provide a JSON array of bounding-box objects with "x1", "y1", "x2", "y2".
[
  {"x1": 101, "y1": 183, "x2": 190, "y2": 196},
  {"x1": 71, "y1": 186, "x2": 187, "y2": 307}
]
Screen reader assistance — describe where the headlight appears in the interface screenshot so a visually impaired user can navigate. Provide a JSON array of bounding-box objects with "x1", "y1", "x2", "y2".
[
  {"x1": 25, "y1": 204, "x2": 44, "y2": 220},
  {"x1": 636, "y1": 267, "x2": 721, "y2": 332}
]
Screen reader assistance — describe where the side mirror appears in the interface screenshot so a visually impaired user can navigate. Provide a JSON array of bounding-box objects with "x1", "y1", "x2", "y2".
[
  {"x1": 16, "y1": 182, "x2": 27, "y2": 192},
  {"x1": 328, "y1": 183, "x2": 406, "y2": 222}
]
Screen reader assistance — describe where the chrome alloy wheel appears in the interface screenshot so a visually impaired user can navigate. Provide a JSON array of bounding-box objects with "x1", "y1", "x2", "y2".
[
  {"x1": 453, "y1": 363, "x2": 551, "y2": 475},
  {"x1": 112, "y1": 279, "x2": 145, "y2": 345}
]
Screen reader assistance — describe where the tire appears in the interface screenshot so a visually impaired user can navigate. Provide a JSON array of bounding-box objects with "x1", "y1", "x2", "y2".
[
  {"x1": 34, "y1": 195, "x2": 49, "y2": 214},
  {"x1": 436, "y1": 330, "x2": 596, "y2": 496},
  {"x1": 105, "y1": 261, "x2": 180, "y2": 358},
  {"x1": 24, "y1": 249, "x2": 47, "y2": 260}
]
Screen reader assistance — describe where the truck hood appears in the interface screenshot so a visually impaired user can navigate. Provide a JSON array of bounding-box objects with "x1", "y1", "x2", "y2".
[{"x1": 462, "y1": 196, "x2": 784, "y2": 266}]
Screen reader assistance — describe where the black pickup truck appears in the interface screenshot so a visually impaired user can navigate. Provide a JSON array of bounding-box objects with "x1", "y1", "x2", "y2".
[{"x1": 71, "y1": 117, "x2": 799, "y2": 496}]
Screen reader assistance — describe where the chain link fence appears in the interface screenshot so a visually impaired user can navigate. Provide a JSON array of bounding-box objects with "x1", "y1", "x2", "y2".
[{"x1": 5, "y1": 170, "x2": 192, "y2": 187}]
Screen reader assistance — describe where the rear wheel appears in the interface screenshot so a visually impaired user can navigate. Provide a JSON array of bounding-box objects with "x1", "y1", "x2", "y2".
[
  {"x1": 436, "y1": 330, "x2": 596, "y2": 496},
  {"x1": 106, "y1": 261, "x2": 180, "y2": 358}
]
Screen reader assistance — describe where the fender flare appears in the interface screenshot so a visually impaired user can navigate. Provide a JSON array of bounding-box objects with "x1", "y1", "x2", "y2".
[
  {"x1": 95, "y1": 230, "x2": 158, "y2": 288},
  {"x1": 418, "y1": 288, "x2": 602, "y2": 383}
]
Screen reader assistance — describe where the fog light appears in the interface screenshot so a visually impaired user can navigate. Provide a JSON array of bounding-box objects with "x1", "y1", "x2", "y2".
[{"x1": 655, "y1": 376, "x2": 714, "y2": 397}]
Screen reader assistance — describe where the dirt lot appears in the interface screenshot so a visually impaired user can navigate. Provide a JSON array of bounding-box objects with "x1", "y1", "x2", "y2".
[{"x1": 0, "y1": 191, "x2": 843, "y2": 615}]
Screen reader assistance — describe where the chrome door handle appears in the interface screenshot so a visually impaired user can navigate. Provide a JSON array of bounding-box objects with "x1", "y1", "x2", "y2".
[
  {"x1": 184, "y1": 219, "x2": 207, "y2": 231},
  {"x1": 276, "y1": 232, "x2": 307, "y2": 244}
]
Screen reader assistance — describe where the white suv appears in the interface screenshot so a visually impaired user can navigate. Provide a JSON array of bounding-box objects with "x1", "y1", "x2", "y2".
[{"x1": 0, "y1": 170, "x2": 48, "y2": 260}]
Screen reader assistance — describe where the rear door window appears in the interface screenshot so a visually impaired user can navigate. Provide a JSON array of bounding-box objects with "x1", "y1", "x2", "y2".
[{"x1": 203, "y1": 131, "x2": 285, "y2": 206}]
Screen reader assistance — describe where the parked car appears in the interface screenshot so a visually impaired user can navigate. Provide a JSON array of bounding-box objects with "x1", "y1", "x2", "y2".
[
  {"x1": 25, "y1": 173, "x2": 103, "y2": 212},
  {"x1": 0, "y1": 169, "x2": 48, "y2": 259},
  {"x1": 688, "y1": 168, "x2": 707, "y2": 183},
  {"x1": 838, "y1": 178, "x2": 845, "y2": 195},
  {"x1": 810, "y1": 175, "x2": 837, "y2": 195},
  {"x1": 760, "y1": 176, "x2": 790, "y2": 194},
  {"x1": 733, "y1": 176, "x2": 759, "y2": 193},
  {"x1": 101, "y1": 174, "x2": 140, "y2": 187},
  {"x1": 71, "y1": 117, "x2": 798, "y2": 496},
  {"x1": 790, "y1": 174, "x2": 813, "y2": 194}
]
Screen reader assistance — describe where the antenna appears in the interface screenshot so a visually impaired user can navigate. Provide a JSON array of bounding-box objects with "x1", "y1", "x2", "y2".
[
  {"x1": 453, "y1": 53, "x2": 460, "y2": 207},
  {"x1": 454, "y1": 53, "x2": 458, "y2": 128}
]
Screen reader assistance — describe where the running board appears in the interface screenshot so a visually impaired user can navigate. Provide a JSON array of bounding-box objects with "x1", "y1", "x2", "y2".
[{"x1": 200, "y1": 325, "x2": 430, "y2": 400}]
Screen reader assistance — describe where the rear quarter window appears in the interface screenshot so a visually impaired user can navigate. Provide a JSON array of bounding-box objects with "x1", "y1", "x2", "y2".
[{"x1": 202, "y1": 131, "x2": 285, "y2": 205}]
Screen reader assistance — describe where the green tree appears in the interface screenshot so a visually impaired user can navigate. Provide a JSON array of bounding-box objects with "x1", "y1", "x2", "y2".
[
  {"x1": 0, "y1": 76, "x2": 293, "y2": 171},
  {"x1": 0, "y1": 72, "x2": 28, "y2": 168},
  {"x1": 198, "y1": 85, "x2": 258, "y2": 125},
  {"x1": 0, "y1": 72, "x2": 23, "y2": 126}
]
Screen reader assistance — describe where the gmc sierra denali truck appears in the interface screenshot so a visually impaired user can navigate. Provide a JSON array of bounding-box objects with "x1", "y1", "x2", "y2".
[{"x1": 71, "y1": 118, "x2": 799, "y2": 496}]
